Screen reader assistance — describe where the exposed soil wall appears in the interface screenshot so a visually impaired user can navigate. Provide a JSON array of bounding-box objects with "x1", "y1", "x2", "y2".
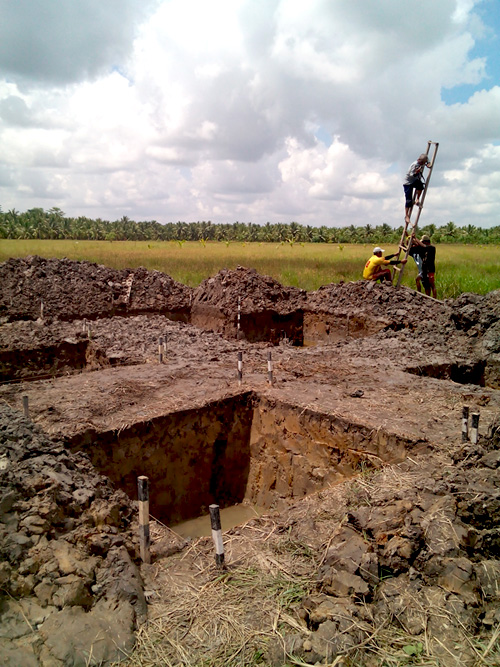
[
  {"x1": 66, "y1": 394, "x2": 255, "y2": 525},
  {"x1": 303, "y1": 311, "x2": 391, "y2": 344},
  {"x1": 247, "y1": 398, "x2": 419, "y2": 510},
  {"x1": 405, "y1": 359, "x2": 487, "y2": 387},
  {"x1": 191, "y1": 304, "x2": 304, "y2": 344},
  {"x1": 0, "y1": 338, "x2": 112, "y2": 382},
  {"x1": 0, "y1": 340, "x2": 93, "y2": 382}
]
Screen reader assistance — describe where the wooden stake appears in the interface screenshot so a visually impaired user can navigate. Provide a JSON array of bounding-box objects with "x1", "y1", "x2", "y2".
[
  {"x1": 138, "y1": 476, "x2": 150, "y2": 564},
  {"x1": 237, "y1": 351, "x2": 243, "y2": 386},
  {"x1": 471, "y1": 413, "x2": 480, "y2": 445},
  {"x1": 209, "y1": 504, "x2": 225, "y2": 567},
  {"x1": 158, "y1": 337, "x2": 163, "y2": 364},
  {"x1": 267, "y1": 350, "x2": 273, "y2": 384},
  {"x1": 40, "y1": 300, "x2": 44, "y2": 320},
  {"x1": 462, "y1": 406, "x2": 469, "y2": 442}
]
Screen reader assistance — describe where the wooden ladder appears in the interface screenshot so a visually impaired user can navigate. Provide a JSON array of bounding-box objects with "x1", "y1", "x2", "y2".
[{"x1": 393, "y1": 141, "x2": 439, "y2": 287}]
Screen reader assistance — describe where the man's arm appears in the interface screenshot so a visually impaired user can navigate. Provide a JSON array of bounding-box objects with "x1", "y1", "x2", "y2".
[{"x1": 382, "y1": 253, "x2": 408, "y2": 266}]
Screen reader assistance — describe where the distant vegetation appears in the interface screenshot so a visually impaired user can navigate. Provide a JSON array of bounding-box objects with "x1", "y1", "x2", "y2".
[{"x1": 1, "y1": 207, "x2": 499, "y2": 245}]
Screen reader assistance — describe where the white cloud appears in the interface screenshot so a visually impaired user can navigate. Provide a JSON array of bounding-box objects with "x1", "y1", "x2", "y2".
[
  {"x1": 0, "y1": 0, "x2": 499, "y2": 227},
  {"x1": 0, "y1": 0, "x2": 156, "y2": 86}
]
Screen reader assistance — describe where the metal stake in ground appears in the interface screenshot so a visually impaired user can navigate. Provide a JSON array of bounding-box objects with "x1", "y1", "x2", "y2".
[
  {"x1": 237, "y1": 296, "x2": 241, "y2": 335},
  {"x1": 158, "y1": 337, "x2": 163, "y2": 364},
  {"x1": 462, "y1": 406, "x2": 469, "y2": 442},
  {"x1": 237, "y1": 351, "x2": 243, "y2": 386},
  {"x1": 471, "y1": 413, "x2": 480, "y2": 445},
  {"x1": 267, "y1": 350, "x2": 274, "y2": 384},
  {"x1": 22, "y1": 395, "x2": 29, "y2": 419},
  {"x1": 209, "y1": 504, "x2": 225, "y2": 567},
  {"x1": 137, "y1": 476, "x2": 151, "y2": 564}
]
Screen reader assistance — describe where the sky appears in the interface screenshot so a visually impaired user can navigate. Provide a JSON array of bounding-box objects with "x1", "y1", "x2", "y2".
[{"x1": 0, "y1": 0, "x2": 499, "y2": 229}]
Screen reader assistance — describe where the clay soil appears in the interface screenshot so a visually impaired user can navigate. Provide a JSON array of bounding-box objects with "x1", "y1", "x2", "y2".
[{"x1": 0, "y1": 256, "x2": 499, "y2": 666}]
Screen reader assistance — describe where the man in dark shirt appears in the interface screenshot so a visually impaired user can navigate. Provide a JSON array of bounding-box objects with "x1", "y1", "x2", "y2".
[{"x1": 409, "y1": 235, "x2": 437, "y2": 298}]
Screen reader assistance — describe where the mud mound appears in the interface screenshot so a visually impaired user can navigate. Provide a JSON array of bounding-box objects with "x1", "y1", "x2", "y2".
[
  {"x1": 0, "y1": 256, "x2": 192, "y2": 322},
  {"x1": 449, "y1": 290, "x2": 500, "y2": 334},
  {"x1": 191, "y1": 266, "x2": 307, "y2": 344},
  {"x1": 0, "y1": 404, "x2": 147, "y2": 664},
  {"x1": 270, "y1": 426, "x2": 500, "y2": 666},
  {"x1": 192, "y1": 266, "x2": 306, "y2": 314},
  {"x1": 306, "y1": 280, "x2": 451, "y2": 329}
]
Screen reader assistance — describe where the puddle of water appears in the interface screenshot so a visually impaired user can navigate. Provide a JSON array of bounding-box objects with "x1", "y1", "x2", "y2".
[{"x1": 172, "y1": 503, "x2": 265, "y2": 538}]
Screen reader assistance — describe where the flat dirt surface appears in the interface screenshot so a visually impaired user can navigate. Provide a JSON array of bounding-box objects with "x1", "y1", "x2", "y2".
[{"x1": 1, "y1": 257, "x2": 499, "y2": 666}]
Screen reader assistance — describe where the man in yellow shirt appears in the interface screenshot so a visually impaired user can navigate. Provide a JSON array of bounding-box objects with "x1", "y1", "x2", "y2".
[{"x1": 363, "y1": 247, "x2": 407, "y2": 283}]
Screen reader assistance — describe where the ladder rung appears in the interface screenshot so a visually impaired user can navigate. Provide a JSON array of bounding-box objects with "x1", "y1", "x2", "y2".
[{"x1": 393, "y1": 266, "x2": 401, "y2": 272}]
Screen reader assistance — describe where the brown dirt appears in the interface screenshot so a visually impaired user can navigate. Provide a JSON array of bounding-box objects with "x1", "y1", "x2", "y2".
[{"x1": 0, "y1": 257, "x2": 499, "y2": 666}]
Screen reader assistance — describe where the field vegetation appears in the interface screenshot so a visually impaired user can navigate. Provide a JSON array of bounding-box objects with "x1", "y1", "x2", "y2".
[{"x1": 1, "y1": 238, "x2": 499, "y2": 299}]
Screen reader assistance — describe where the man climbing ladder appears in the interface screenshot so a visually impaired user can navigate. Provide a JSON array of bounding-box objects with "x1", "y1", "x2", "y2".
[
  {"x1": 404, "y1": 153, "x2": 432, "y2": 223},
  {"x1": 393, "y1": 140, "x2": 439, "y2": 288}
]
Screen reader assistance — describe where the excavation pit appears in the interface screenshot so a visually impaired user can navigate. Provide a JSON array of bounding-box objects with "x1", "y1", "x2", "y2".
[
  {"x1": 405, "y1": 360, "x2": 487, "y2": 387},
  {"x1": 190, "y1": 305, "x2": 304, "y2": 345},
  {"x1": 66, "y1": 393, "x2": 420, "y2": 529}
]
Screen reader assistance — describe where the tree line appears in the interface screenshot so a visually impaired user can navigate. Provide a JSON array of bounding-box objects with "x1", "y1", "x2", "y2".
[{"x1": 1, "y1": 207, "x2": 499, "y2": 244}]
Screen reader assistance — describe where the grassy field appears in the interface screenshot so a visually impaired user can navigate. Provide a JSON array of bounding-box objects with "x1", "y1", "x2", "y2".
[{"x1": 1, "y1": 239, "x2": 499, "y2": 298}]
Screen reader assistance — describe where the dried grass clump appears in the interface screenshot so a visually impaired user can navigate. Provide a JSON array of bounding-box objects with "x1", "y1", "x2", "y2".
[
  {"x1": 124, "y1": 518, "x2": 318, "y2": 667},
  {"x1": 121, "y1": 442, "x2": 500, "y2": 667}
]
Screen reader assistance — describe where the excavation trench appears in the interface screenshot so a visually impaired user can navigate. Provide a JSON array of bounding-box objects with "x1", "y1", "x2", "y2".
[
  {"x1": 66, "y1": 393, "x2": 419, "y2": 528},
  {"x1": 0, "y1": 310, "x2": 392, "y2": 383},
  {"x1": 0, "y1": 340, "x2": 104, "y2": 382},
  {"x1": 191, "y1": 307, "x2": 393, "y2": 346}
]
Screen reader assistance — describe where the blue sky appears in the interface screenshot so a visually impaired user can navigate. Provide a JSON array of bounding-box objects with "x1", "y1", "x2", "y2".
[
  {"x1": 441, "y1": 0, "x2": 500, "y2": 105},
  {"x1": 0, "y1": 0, "x2": 499, "y2": 228}
]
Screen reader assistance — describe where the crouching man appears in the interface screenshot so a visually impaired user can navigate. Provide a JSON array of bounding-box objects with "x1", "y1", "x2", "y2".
[{"x1": 363, "y1": 247, "x2": 407, "y2": 284}]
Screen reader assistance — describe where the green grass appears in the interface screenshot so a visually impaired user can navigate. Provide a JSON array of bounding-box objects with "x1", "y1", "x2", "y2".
[{"x1": 1, "y1": 239, "x2": 499, "y2": 298}]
